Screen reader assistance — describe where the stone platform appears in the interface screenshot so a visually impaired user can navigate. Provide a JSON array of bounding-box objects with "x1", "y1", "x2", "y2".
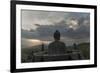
[{"x1": 32, "y1": 50, "x2": 84, "y2": 62}]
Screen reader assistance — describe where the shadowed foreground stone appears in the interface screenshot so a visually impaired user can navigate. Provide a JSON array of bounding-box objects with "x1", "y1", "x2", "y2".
[{"x1": 33, "y1": 51, "x2": 84, "y2": 62}]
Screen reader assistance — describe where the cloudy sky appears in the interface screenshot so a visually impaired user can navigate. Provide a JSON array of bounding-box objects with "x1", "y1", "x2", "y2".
[{"x1": 21, "y1": 10, "x2": 90, "y2": 48}]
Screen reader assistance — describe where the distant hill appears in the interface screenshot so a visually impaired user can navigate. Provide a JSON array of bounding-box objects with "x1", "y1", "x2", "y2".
[
  {"x1": 78, "y1": 42, "x2": 90, "y2": 59},
  {"x1": 78, "y1": 42, "x2": 90, "y2": 46},
  {"x1": 21, "y1": 44, "x2": 48, "y2": 57}
]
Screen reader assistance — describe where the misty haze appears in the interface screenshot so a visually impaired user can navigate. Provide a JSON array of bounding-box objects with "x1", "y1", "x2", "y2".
[{"x1": 21, "y1": 10, "x2": 90, "y2": 63}]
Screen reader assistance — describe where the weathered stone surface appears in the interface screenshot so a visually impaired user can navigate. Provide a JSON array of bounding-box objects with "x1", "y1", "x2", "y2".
[{"x1": 33, "y1": 51, "x2": 84, "y2": 62}]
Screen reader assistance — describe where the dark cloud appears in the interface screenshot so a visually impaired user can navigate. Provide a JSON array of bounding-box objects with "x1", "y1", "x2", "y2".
[
  {"x1": 22, "y1": 22, "x2": 89, "y2": 40},
  {"x1": 21, "y1": 11, "x2": 90, "y2": 42}
]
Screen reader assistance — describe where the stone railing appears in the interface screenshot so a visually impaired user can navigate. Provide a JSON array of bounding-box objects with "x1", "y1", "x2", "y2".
[{"x1": 32, "y1": 50, "x2": 84, "y2": 62}]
